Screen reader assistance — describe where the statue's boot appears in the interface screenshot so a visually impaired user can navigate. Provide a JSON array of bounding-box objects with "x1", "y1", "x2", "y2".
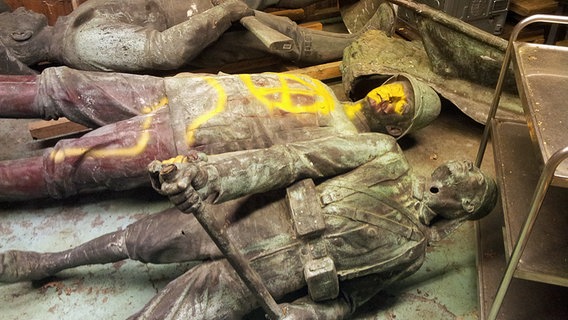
[
  {"x1": 0, "y1": 232, "x2": 128, "y2": 283},
  {"x1": 252, "y1": 2, "x2": 395, "y2": 64},
  {"x1": 0, "y1": 74, "x2": 40, "y2": 118}
]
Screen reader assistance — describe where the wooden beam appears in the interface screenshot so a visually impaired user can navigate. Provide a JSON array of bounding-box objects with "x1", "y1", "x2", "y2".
[
  {"x1": 509, "y1": 0, "x2": 558, "y2": 17},
  {"x1": 28, "y1": 118, "x2": 90, "y2": 140},
  {"x1": 265, "y1": 8, "x2": 306, "y2": 21},
  {"x1": 283, "y1": 61, "x2": 342, "y2": 81}
]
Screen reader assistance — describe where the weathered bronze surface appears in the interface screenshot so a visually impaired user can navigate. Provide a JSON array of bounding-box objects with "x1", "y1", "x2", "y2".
[
  {"x1": 0, "y1": 67, "x2": 439, "y2": 201},
  {"x1": 0, "y1": 0, "x2": 394, "y2": 74},
  {"x1": 0, "y1": 132, "x2": 498, "y2": 318},
  {"x1": 341, "y1": 0, "x2": 523, "y2": 124}
]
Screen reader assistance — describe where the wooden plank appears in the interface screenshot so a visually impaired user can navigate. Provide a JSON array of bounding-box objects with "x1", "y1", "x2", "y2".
[
  {"x1": 299, "y1": 21, "x2": 323, "y2": 31},
  {"x1": 509, "y1": 0, "x2": 558, "y2": 16},
  {"x1": 283, "y1": 61, "x2": 342, "y2": 80},
  {"x1": 28, "y1": 118, "x2": 89, "y2": 140},
  {"x1": 265, "y1": 8, "x2": 306, "y2": 21}
]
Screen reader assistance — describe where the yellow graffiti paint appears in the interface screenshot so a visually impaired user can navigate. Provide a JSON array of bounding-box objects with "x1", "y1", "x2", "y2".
[
  {"x1": 50, "y1": 97, "x2": 169, "y2": 163},
  {"x1": 366, "y1": 83, "x2": 407, "y2": 115},
  {"x1": 185, "y1": 77, "x2": 227, "y2": 146},
  {"x1": 240, "y1": 73, "x2": 335, "y2": 115},
  {"x1": 161, "y1": 155, "x2": 189, "y2": 165},
  {"x1": 141, "y1": 97, "x2": 169, "y2": 114},
  {"x1": 344, "y1": 101, "x2": 363, "y2": 120},
  {"x1": 183, "y1": 73, "x2": 337, "y2": 147}
]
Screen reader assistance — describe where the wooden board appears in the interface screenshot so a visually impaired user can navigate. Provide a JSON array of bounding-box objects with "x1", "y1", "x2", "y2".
[
  {"x1": 28, "y1": 118, "x2": 89, "y2": 140},
  {"x1": 282, "y1": 61, "x2": 341, "y2": 80},
  {"x1": 509, "y1": 0, "x2": 558, "y2": 16}
]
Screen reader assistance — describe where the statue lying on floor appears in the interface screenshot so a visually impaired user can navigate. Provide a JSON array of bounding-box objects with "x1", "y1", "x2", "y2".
[
  {"x1": 0, "y1": 132, "x2": 498, "y2": 319},
  {"x1": 0, "y1": 66, "x2": 440, "y2": 201},
  {"x1": 0, "y1": 0, "x2": 395, "y2": 74}
]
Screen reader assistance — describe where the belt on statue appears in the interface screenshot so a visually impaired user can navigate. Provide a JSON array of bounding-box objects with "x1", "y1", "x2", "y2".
[{"x1": 286, "y1": 178, "x2": 339, "y2": 302}]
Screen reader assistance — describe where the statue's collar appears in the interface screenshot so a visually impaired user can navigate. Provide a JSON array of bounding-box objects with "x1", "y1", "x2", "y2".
[
  {"x1": 413, "y1": 178, "x2": 469, "y2": 242},
  {"x1": 412, "y1": 178, "x2": 436, "y2": 226}
]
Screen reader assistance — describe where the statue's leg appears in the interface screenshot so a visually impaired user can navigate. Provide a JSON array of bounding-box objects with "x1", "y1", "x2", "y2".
[
  {"x1": 246, "y1": 0, "x2": 323, "y2": 10},
  {"x1": 190, "y1": 10, "x2": 378, "y2": 68},
  {"x1": 0, "y1": 207, "x2": 220, "y2": 283},
  {"x1": 250, "y1": 9, "x2": 394, "y2": 64},
  {"x1": 253, "y1": 11, "x2": 356, "y2": 64},
  {"x1": 128, "y1": 260, "x2": 260, "y2": 320},
  {"x1": 0, "y1": 109, "x2": 178, "y2": 201},
  {"x1": 0, "y1": 67, "x2": 166, "y2": 128},
  {"x1": 0, "y1": 230, "x2": 128, "y2": 283},
  {"x1": 0, "y1": 74, "x2": 37, "y2": 117},
  {"x1": 129, "y1": 222, "x2": 306, "y2": 319}
]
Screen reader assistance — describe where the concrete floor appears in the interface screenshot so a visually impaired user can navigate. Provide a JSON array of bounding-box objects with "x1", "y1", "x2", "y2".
[{"x1": 0, "y1": 81, "x2": 493, "y2": 319}]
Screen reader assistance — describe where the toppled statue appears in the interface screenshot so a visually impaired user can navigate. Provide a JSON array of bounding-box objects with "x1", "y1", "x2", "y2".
[
  {"x1": 0, "y1": 0, "x2": 395, "y2": 74},
  {"x1": 0, "y1": 66, "x2": 440, "y2": 201},
  {"x1": 0, "y1": 134, "x2": 498, "y2": 318}
]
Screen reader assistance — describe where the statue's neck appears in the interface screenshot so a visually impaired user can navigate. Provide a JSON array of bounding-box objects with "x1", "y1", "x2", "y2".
[{"x1": 343, "y1": 100, "x2": 370, "y2": 133}]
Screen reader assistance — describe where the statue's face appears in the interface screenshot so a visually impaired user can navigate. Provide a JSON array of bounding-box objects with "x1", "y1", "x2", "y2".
[
  {"x1": 364, "y1": 81, "x2": 413, "y2": 138},
  {"x1": 424, "y1": 160, "x2": 487, "y2": 220},
  {"x1": 0, "y1": 7, "x2": 48, "y2": 63}
]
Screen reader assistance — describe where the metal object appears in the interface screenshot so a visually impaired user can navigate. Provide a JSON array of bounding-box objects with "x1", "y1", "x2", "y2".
[
  {"x1": 397, "y1": 0, "x2": 509, "y2": 35},
  {"x1": 474, "y1": 14, "x2": 568, "y2": 320},
  {"x1": 158, "y1": 164, "x2": 284, "y2": 320},
  {"x1": 304, "y1": 256, "x2": 339, "y2": 302}
]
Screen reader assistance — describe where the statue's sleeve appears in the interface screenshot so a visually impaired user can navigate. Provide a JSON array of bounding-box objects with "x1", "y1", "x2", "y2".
[{"x1": 201, "y1": 133, "x2": 401, "y2": 203}]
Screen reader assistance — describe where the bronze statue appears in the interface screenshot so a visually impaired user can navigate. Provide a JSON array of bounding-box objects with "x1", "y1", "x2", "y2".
[
  {"x1": 0, "y1": 134, "x2": 498, "y2": 318},
  {"x1": 0, "y1": 66, "x2": 440, "y2": 201},
  {"x1": 0, "y1": 0, "x2": 395, "y2": 74}
]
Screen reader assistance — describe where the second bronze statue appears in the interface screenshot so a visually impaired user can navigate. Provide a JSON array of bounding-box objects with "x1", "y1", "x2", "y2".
[{"x1": 0, "y1": 0, "x2": 395, "y2": 74}]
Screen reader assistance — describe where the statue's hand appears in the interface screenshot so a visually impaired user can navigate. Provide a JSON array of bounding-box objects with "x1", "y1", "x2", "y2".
[
  {"x1": 279, "y1": 303, "x2": 317, "y2": 319},
  {"x1": 215, "y1": 0, "x2": 254, "y2": 22},
  {"x1": 148, "y1": 152, "x2": 209, "y2": 214}
]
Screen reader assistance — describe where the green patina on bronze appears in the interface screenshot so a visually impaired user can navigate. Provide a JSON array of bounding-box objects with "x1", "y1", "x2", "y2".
[{"x1": 341, "y1": 0, "x2": 523, "y2": 124}]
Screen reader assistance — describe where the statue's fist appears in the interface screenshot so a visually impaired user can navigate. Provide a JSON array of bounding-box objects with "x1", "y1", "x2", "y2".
[{"x1": 148, "y1": 152, "x2": 209, "y2": 214}]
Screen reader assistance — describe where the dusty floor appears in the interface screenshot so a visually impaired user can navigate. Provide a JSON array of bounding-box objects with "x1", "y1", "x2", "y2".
[{"x1": 0, "y1": 78, "x2": 496, "y2": 320}]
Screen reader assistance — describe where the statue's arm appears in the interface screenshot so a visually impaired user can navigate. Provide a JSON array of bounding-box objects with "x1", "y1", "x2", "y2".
[
  {"x1": 144, "y1": 1, "x2": 253, "y2": 69},
  {"x1": 64, "y1": 1, "x2": 252, "y2": 71},
  {"x1": 152, "y1": 133, "x2": 400, "y2": 210}
]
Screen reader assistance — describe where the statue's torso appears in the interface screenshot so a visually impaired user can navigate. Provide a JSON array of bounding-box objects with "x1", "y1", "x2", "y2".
[
  {"x1": 222, "y1": 150, "x2": 427, "y2": 281},
  {"x1": 164, "y1": 73, "x2": 359, "y2": 155}
]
